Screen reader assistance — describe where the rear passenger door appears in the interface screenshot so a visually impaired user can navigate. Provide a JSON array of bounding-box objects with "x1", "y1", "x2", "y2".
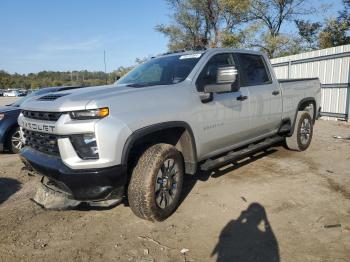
[{"x1": 236, "y1": 53, "x2": 282, "y2": 138}]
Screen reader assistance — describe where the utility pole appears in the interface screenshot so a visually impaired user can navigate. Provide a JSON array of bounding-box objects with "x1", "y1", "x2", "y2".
[{"x1": 104, "y1": 50, "x2": 107, "y2": 85}]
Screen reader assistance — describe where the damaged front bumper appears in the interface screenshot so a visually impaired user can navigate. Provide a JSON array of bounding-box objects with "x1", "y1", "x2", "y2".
[{"x1": 20, "y1": 147, "x2": 127, "y2": 202}]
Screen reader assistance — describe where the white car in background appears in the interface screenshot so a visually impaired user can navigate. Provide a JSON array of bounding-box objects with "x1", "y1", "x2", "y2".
[{"x1": 3, "y1": 90, "x2": 20, "y2": 97}]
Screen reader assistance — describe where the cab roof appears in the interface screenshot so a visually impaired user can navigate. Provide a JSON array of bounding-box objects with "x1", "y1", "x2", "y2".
[{"x1": 159, "y1": 48, "x2": 265, "y2": 58}]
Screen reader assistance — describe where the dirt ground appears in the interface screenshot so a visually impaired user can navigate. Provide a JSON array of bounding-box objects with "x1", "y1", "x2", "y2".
[
  {"x1": 0, "y1": 97, "x2": 349, "y2": 262},
  {"x1": 0, "y1": 97, "x2": 17, "y2": 106}
]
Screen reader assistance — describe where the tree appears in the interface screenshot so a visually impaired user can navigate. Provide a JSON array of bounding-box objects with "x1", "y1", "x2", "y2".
[
  {"x1": 318, "y1": 0, "x2": 350, "y2": 48},
  {"x1": 157, "y1": 0, "x2": 320, "y2": 58},
  {"x1": 248, "y1": 33, "x2": 303, "y2": 57},
  {"x1": 248, "y1": 0, "x2": 315, "y2": 37},
  {"x1": 0, "y1": 68, "x2": 135, "y2": 89},
  {"x1": 156, "y1": 0, "x2": 250, "y2": 50},
  {"x1": 295, "y1": 20, "x2": 322, "y2": 50},
  {"x1": 339, "y1": 0, "x2": 350, "y2": 21},
  {"x1": 246, "y1": 0, "x2": 316, "y2": 57}
]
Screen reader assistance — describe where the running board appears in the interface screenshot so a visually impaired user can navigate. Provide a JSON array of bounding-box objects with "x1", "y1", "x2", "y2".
[{"x1": 200, "y1": 136, "x2": 284, "y2": 171}]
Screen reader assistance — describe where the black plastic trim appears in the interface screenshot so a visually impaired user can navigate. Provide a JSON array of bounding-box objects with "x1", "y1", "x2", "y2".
[
  {"x1": 289, "y1": 97, "x2": 316, "y2": 136},
  {"x1": 317, "y1": 106, "x2": 322, "y2": 119},
  {"x1": 279, "y1": 78, "x2": 319, "y2": 83},
  {"x1": 278, "y1": 118, "x2": 292, "y2": 134},
  {"x1": 20, "y1": 147, "x2": 126, "y2": 201},
  {"x1": 121, "y1": 121, "x2": 198, "y2": 174}
]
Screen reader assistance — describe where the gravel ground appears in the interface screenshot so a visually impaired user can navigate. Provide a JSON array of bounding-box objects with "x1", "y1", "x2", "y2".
[
  {"x1": 0, "y1": 97, "x2": 18, "y2": 106},
  {"x1": 0, "y1": 97, "x2": 349, "y2": 262}
]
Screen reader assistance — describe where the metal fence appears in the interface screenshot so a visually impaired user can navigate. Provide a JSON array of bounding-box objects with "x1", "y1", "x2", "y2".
[{"x1": 271, "y1": 44, "x2": 350, "y2": 121}]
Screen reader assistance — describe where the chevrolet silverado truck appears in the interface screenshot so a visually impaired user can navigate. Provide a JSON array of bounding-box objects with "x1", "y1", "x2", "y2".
[{"x1": 19, "y1": 48, "x2": 321, "y2": 221}]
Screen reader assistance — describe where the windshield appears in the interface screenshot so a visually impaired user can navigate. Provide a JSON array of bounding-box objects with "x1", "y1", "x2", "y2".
[
  {"x1": 117, "y1": 53, "x2": 203, "y2": 87},
  {"x1": 11, "y1": 88, "x2": 57, "y2": 107}
]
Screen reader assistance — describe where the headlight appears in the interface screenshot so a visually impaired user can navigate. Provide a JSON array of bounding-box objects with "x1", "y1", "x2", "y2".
[
  {"x1": 70, "y1": 134, "x2": 99, "y2": 159},
  {"x1": 0, "y1": 113, "x2": 4, "y2": 121},
  {"x1": 70, "y1": 108, "x2": 109, "y2": 120}
]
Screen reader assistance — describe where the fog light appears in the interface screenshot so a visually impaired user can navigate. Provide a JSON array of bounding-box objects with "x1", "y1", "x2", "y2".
[{"x1": 70, "y1": 134, "x2": 99, "y2": 159}]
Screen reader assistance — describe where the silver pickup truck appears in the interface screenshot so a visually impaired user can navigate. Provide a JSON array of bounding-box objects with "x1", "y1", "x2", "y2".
[{"x1": 19, "y1": 48, "x2": 321, "y2": 221}]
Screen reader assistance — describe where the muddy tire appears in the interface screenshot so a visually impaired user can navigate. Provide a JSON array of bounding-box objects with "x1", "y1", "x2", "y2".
[
  {"x1": 128, "y1": 143, "x2": 184, "y2": 221},
  {"x1": 285, "y1": 111, "x2": 313, "y2": 151},
  {"x1": 7, "y1": 127, "x2": 23, "y2": 154}
]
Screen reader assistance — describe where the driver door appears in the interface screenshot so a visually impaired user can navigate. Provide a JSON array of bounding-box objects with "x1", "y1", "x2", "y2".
[{"x1": 196, "y1": 53, "x2": 251, "y2": 159}]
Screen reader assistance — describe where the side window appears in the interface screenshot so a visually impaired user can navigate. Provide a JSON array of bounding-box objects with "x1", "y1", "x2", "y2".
[
  {"x1": 237, "y1": 54, "x2": 271, "y2": 86},
  {"x1": 196, "y1": 53, "x2": 235, "y2": 92}
]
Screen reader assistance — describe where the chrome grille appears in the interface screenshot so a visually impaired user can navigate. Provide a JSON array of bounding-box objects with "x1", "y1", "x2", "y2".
[
  {"x1": 23, "y1": 129, "x2": 59, "y2": 155},
  {"x1": 22, "y1": 110, "x2": 62, "y2": 121}
]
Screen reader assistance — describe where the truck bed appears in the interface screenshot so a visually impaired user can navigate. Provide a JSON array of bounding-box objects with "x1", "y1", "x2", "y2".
[{"x1": 279, "y1": 78, "x2": 321, "y2": 122}]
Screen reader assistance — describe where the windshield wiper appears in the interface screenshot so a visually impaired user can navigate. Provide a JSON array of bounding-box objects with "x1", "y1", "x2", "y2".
[{"x1": 126, "y1": 83, "x2": 150, "y2": 87}]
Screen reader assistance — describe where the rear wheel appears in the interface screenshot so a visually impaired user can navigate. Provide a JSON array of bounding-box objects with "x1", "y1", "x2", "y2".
[
  {"x1": 7, "y1": 127, "x2": 23, "y2": 154},
  {"x1": 128, "y1": 143, "x2": 184, "y2": 221},
  {"x1": 285, "y1": 111, "x2": 313, "y2": 151}
]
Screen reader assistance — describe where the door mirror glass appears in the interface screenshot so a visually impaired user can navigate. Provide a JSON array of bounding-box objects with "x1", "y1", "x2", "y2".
[{"x1": 204, "y1": 66, "x2": 240, "y2": 93}]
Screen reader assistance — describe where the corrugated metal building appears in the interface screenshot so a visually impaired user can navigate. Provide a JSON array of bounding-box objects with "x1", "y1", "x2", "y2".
[{"x1": 271, "y1": 44, "x2": 350, "y2": 121}]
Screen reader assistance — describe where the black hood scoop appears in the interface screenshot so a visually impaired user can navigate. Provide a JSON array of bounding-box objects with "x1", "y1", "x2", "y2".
[{"x1": 37, "y1": 93, "x2": 70, "y2": 101}]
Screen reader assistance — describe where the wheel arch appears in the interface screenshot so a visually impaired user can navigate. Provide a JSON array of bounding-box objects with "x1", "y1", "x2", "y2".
[
  {"x1": 289, "y1": 97, "x2": 316, "y2": 136},
  {"x1": 121, "y1": 121, "x2": 198, "y2": 176}
]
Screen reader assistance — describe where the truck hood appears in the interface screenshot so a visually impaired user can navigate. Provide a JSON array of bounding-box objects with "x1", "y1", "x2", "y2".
[{"x1": 20, "y1": 84, "x2": 145, "y2": 112}]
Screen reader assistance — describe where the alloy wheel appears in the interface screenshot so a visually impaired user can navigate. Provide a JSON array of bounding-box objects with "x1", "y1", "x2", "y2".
[
  {"x1": 155, "y1": 158, "x2": 180, "y2": 209},
  {"x1": 300, "y1": 118, "x2": 311, "y2": 145},
  {"x1": 11, "y1": 130, "x2": 23, "y2": 150}
]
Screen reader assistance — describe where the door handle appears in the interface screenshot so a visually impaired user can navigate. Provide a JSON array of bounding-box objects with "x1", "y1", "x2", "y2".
[
  {"x1": 237, "y1": 95, "x2": 248, "y2": 101},
  {"x1": 272, "y1": 90, "x2": 280, "y2": 96}
]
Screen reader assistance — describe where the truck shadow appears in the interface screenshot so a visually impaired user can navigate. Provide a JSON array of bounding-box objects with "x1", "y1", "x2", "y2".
[
  {"x1": 180, "y1": 148, "x2": 278, "y2": 207},
  {"x1": 211, "y1": 202, "x2": 280, "y2": 262},
  {"x1": 0, "y1": 178, "x2": 21, "y2": 205}
]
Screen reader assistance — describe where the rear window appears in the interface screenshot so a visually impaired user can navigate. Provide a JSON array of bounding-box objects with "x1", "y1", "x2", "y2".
[{"x1": 237, "y1": 54, "x2": 271, "y2": 86}]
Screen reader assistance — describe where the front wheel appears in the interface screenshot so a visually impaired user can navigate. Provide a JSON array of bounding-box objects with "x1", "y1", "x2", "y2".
[
  {"x1": 285, "y1": 111, "x2": 313, "y2": 151},
  {"x1": 128, "y1": 143, "x2": 184, "y2": 221}
]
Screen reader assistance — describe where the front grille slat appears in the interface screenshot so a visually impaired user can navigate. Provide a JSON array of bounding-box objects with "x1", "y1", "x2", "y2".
[
  {"x1": 23, "y1": 129, "x2": 59, "y2": 155},
  {"x1": 22, "y1": 110, "x2": 62, "y2": 121}
]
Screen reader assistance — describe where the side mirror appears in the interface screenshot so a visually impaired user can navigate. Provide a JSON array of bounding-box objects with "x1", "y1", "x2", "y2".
[{"x1": 204, "y1": 66, "x2": 240, "y2": 93}]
